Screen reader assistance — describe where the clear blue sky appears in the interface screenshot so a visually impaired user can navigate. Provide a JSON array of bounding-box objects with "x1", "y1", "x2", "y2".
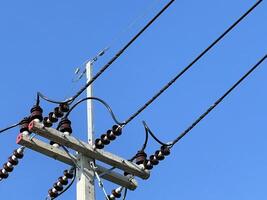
[{"x1": 0, "y1": 0, "x2": 266, "y2": 199}]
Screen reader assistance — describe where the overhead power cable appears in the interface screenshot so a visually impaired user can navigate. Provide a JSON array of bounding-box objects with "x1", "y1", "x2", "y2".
[
  {"x1": 64, "y1": 97, "x2": 123, "y2": 125},
  {"x1": 73, "y1": 0, "x2": 161, "y2": 82},
  {"x1": 140, "y1": 54, "x2": 267, "y2": 150},
  {"x1": 0, "y1": 123, "x2": 20, "y2": 134},
  {"x1": 169, "y1": 54, "x2": 267, "y2": 146},
  {"x1": 132, "y1": 55, "x2": 267, "y2": 172},
  {"x1": 37, "y1": 0, "x2": 176, "y2": 105},
  {"x1": 122, "y1": 0, "x2": 263, "y2": 126}
]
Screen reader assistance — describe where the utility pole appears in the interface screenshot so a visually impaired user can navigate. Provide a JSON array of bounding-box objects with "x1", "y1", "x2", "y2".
[
  {"x1": 16, "y1": 65, "x2": 148, "y2": 200},
  {"x1": 76, "y1": 61, "x2": 95, "y2": 200}
]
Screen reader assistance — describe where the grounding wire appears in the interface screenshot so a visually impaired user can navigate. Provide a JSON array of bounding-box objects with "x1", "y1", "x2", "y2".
[
  {"x1": 122, "y1": 0, "x2": 263, "y2": 126},
  {"x1": 37, "y1": 0, "x2": 176, "y2": 105}
]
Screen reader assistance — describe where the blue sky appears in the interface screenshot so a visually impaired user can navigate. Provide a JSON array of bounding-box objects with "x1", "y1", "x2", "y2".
[{"x1": 0, "y1": 0, "x2": 266, "y2": 199}]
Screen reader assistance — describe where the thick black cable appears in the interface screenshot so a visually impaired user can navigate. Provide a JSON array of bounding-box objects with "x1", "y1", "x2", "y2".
[
  {"x1": 0, "y1": 122, "x2": 20, "y2": 134},
  {"x1": 170, "y1": 54, "x2": 267, "y2": 146},
  {"x1": 37, "y1": 0, "x2": 176, "y2": 105},
  {"x1": 140, "y1": 121, "x2": 149, "y2": 151},
  {"x1": 142, "y1": 121, "x2": 169, "y2": 147},
  {"x1": 64, "y1": 97, "x2": 123, "y2": 125},
  {"x1": 123, "y1": 0, "x2": 263, "y2": 126}
]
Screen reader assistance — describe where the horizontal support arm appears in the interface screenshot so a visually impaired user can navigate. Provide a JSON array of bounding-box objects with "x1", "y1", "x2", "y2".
[
  {"x1": 28, "y1": 121, "x2": 149, "y2": 180},
  {"x1": 16, "y1": 133, "x2": 138, "y2": 190}
]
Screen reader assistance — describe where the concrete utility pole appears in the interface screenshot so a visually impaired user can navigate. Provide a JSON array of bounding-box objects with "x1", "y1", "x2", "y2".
[{"x1": 76, "y1": 61, "x2": 95, "y2": 200}]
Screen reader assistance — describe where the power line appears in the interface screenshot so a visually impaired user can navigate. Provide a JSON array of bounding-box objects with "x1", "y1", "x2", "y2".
[
  {"x1": 132, "y1": 55, "x2": 267, "y2": 173},
  {"x1": 122, "y1": 0, "x2": 263, "y2": 126},
  {"x1": 170, "y1": 54, "x2": 267, "y2": 146},
  {"x1": 37, "y1": 0, "x2": 176, "y2": 105},
  {"x1": 73, "y1": 0, "x2": 161, "y2": 82}
]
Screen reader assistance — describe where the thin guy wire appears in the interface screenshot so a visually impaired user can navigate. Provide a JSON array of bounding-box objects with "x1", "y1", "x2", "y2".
[
  {"x1": 73, "y1": 0, "x2": 161, "y2": 81},
  {"x1": 122, "y1": 0, "x2": 263, "y2": 126},
  {"x1": 37, "y1": 0, "x2": 176, "y2": 105}
]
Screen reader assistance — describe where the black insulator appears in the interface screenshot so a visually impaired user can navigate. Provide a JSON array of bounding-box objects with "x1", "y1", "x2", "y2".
[
  {"x1": 144, "y1": 160, "x2": 153, "y2": 170},
  {"x1": 43, "y1": 117, "x2": 53, "y2": 127},
  {"x1": 95, "y1": 139, "x2": 104, "y2": 149},
  {"x1": 13, "y1": 149, "x2": 24, "y2": 159},
  {"x1": 13, "y1": 150, "x2": 23, "y2": 159},
  {"x1": 54, "y1": 107, "x2": 64, "y2": 118},
  {"x1": 58, "y1": 118, "x2": 72, "y2": 134},
  {"x1": 48, "y1": 189, "x2": 58, "y2": 198},
  {"x1": 58, "y1": 176, "x2": 68, "y2": 185},
  {"x1": 155, "y1": 150, "x2": 165, "y2": 161},
  {"x1": 3, "y1": 163, "x2": 13, "y2": 172},
  {"x1": 112, "y1": 125, "x2": 122, "y2": 136},
  {"x1": 0, "y1": 170, "x2": 8, "y2": 179},
  {"x1": 30, "y1": 105, "x2": 43, "y2": 121},
  {"x1": 59, "y1": 103, "x2": 69, "y2": 113},
  {"x1": 53, "y1": 183, "x2": 63, "y2": 192},
  {"x1": 48, "y1": 112, "x2": 58, "y2": 123},
  {"x1": 161, "y1": 145, "x2": 171, "y2": 156},
  {"x1": 149, "y1": 155, "x2": 159, "y2": 166},
  {"x1": 8, "y1": 156, "x2": 18, "y2": 166},
  {"x1": 135, "y1": 151, "x2": 147, "y2": 165},
  {"x1": 64, "y1": 170, "x2": 74, "y2": 179},
  {"x1": 106, "y1": 130, "x2": 116, "y2": 141},
  {"x1": 101, "y1": 134, "x2": 110, "y2": 145},
  {"x1": 112, "y1": 189, "x2": 121, "y2": 198},
  {"x1": 19, "y1": 117, "x2": 30, "y2": 133}
]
